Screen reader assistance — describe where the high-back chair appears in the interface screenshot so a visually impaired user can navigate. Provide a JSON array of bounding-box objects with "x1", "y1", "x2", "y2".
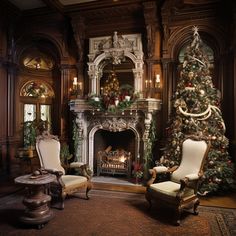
[
  {"x1": 145, "y1": 135, "x2": 211, "y2": 226},
  {"x1": 36, "y1": 131, "x2": 92, "y2": 209}
]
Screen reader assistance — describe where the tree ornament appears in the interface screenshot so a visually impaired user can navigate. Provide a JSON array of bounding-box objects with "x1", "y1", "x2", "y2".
[{"x1": 199, "y1": 89, "x2": 205, "y2": 96}]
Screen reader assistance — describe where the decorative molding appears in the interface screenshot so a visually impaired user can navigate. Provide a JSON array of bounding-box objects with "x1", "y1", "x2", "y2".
[
  {"x1": 87, "y1": 32, "x2": 144, "y2": 95},
  {"x1": 90, "y1": 117, "x2": 138, "y2": 132}
]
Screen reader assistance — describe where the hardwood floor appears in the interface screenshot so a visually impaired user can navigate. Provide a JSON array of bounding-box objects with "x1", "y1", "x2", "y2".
[
  {"x1": 200, "y1": 192, "x2": 236, "y2": 208},
  {"x1": 91, "y1": 176, "x2": 236, "y2": 208},
  {"x1": 1, "y1": 175, "x2": 236, "y2": 209}
]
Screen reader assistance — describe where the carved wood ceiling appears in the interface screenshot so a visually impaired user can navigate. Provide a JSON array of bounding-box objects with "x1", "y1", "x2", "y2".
[
  {"x1": 6, "y1": 0, "x2": 144, "y2": 13},
  {"x1": 7, "y1": 0, "x2": 99, "y2": 10}
]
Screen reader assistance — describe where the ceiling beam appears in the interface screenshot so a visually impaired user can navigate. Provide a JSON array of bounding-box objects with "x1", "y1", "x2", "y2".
[{"x1": 41, "y1": 0, "x2": 64, "y2": 14}]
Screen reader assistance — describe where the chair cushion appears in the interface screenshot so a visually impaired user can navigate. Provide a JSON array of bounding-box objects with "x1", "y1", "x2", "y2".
[
  {"x1": 150, "y1": 181, "x2": 194, "y2": 197},
  {"x1": 61, "y1": 175, "x2": 87, "y2": 188}
]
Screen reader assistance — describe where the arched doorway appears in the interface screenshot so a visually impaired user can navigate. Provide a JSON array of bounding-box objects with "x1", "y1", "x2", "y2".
[{"x1": 18, "y1": 45, "x2": 57, "y2": 147}]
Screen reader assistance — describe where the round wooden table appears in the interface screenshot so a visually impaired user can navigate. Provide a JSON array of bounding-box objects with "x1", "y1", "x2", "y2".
[{"x1": 15, "y1": 172, "x2": 56, "y2": 229}]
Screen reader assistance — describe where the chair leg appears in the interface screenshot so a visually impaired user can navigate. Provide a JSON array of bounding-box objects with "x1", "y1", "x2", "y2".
[
  {"x1": 193, "y1": 198, "x2": 200, "y2": 215},
  {"x1": 85, "y1": 182, "x2": 92, "y2": 200},
  {"x1": 58, "y1": 192, "x2": 66, "y2": 210},
  {"x1": 145, "y1": 191, "x2": 152, "y2": 210},
  {"x1": 174, "y1": 207, "x2": 181, "y2": 226}
]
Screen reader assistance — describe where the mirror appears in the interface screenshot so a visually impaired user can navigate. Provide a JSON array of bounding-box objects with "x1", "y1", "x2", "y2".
[{"x1": 100, "y1": 58, "x2": 134, "y2": 92}]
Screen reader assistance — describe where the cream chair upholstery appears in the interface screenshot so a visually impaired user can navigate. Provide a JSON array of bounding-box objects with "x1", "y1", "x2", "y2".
[
  {"x1": 36, "y1": 131, "x2": 92, "y2": 209},
  {"x1": 145, "y1": 136, "x2": 210, "y2": 226}
]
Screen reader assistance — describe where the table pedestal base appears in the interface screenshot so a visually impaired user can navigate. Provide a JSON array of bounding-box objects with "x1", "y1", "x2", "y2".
[{"x1": 21, "y1": 185, "x2": 54, "y2": 229}]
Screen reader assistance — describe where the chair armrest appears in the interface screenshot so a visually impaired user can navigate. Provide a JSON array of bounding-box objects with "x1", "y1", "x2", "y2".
[
  {"x1": 80, "y1": 164, "x2": 92, "y2": 180},
  {"x1": 45, "y1": 169, "x2": 64, "y2": 176},
  {"x1": 176, "y1": 174, "x2": 200, "y2": 199},
  {"x1": 146, "y1": 165, "x2": 178, "y2": 187},
  {"x1": 69, "y1": 163, "x2": 92, "y2": 180},
  {"x1": 167, "y1": 165, "x2": 178, "y2": 173},
  {"x1": 176, "y1": 177, "x2": 189, "y2": 199},
  {"x1": 146, "y1": 169, "x2": 157, "y2": 186},
  {"x1": 69, "y1": 162, "x2": 85, "y2": 168},
  {"x1": 44, "y1": 169, "x2": 65, "y2": 187},
  {"x1": 153, "y1": 166, "x2": 168, "y2": 173}
]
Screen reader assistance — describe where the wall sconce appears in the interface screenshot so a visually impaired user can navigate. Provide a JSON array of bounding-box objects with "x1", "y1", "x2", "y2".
[
  {"x1": 155, "y1": 74, "x2": 161, "y2": 88},
  {"x1": 71, "y1": 77, "x2": 83, "y2": 98}
]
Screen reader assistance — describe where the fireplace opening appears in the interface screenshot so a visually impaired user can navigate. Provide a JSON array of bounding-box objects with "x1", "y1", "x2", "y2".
[{"x1": 93, "y1": 129, "x2": 135, "y2": 177}]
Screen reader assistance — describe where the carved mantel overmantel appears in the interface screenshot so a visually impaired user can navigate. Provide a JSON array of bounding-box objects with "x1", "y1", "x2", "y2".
[
  {"x1": 69, "y1": 98, "x2": 162, "y2": 172},
  {"x1": 87, "y1": 32, "x2": 144, "y2": 96}
]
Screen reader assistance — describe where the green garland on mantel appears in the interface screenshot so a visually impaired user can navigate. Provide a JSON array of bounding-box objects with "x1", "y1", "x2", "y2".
[{"x1": 87, "y1": 93, "x2": 140, "y2": 113}]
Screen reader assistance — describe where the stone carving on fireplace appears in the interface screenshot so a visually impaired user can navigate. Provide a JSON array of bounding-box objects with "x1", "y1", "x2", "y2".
[{"x1": 91, "y1": 117, "x2": 138, "y2": 132}]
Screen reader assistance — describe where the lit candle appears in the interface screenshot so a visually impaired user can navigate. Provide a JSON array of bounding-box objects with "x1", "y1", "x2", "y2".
[
  {"x1": 73, "y1": 77, "x2": 78, "y2": 85},
  {"x1": 145, "y1": 80, "x2": 148, "y2": 88},
  {"x1": 73, "y1": 77, "x2": 78, "y2": 90},
  {"x1": 155, "y1": 74, "x2": 160, "y2": 88},
  {"x1": 156, "y1": 74, "x2": 160, "y2": 83}
]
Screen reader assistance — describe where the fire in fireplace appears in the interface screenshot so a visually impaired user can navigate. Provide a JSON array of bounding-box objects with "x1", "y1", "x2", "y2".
[
  {"x1": 94, "y1": 129, "x2": 135, "y2": 176},
  {"x1": 97, "y1": 146, "x2": 132, "y2": 177}
]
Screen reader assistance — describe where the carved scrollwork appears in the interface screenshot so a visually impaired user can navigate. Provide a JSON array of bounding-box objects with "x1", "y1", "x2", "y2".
[{"x1": 90, "y1": 117, "x2": 138, "y2": 132}]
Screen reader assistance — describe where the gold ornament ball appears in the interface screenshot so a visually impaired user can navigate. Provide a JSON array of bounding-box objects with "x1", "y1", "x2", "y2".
[{"x1": 200, "y1": 89, "x2": 205, "y2": 96}]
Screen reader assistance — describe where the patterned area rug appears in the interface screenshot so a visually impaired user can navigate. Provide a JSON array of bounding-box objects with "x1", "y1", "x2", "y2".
[{"x1": 0, "y1": 189, "x2": 236, "y2": 236}]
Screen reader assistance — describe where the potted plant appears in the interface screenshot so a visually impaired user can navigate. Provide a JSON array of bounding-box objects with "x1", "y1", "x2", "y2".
[
  {"x1": 132, "y1": 161, "x2": 144, "y2": 184},
  {"x1": 22, "y1": 119, "x2": 50, "y2": 157},
  {"x1": 22, "y1": 121, "x2": 37, "y2": 157},
  {"x1": 60, "y1": 143, "x2": 73, "y2": 167}
]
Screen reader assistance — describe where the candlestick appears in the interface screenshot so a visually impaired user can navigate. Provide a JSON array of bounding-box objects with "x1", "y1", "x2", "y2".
[
  {"x1": 78, "y1": 82, "x2": 82, "y2": 90},
  {"x1": 145, "y1": 80, "x2": 148, "y2": 89},
  {"x1": 149, "y1": 80, "x2": 152, "y2": 89}
]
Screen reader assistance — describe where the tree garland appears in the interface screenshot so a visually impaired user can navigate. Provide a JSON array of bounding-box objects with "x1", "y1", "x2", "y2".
[{"x1": 178, "y1": 104, "x2": 226, "y2": 132}]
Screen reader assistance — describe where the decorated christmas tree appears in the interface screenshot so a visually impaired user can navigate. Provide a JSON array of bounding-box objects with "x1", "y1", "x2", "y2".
[
  {"x1": 160, "y1": 26, "x2": 235, "y2": 195},
  {"x1": 103, "y1": 70, "x2": 120, "y2": 96}
]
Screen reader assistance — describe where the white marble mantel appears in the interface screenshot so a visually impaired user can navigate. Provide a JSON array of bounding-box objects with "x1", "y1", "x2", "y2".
[{"x1": 69, "y1": 98, "x2": 162, "y2": 173}]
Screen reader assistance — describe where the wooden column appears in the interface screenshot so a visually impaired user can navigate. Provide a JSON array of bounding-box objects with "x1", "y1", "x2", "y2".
[{"x1": 143, "y1": 1, "x2": 162, "y2": 99}]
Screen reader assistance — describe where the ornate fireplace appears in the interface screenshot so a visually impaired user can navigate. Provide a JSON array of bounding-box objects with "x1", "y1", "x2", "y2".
[
  {"x1": 69, "y1": 99, "x2": 161, "y2": 175},
  {"x1": 69, "y1": 32, "x2": 162, "y2": 177}
]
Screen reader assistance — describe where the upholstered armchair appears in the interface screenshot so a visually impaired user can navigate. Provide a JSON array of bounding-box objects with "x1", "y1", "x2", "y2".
[
  {"x1": 36, "y1": 132, "x2": 92, "y2": 209},
  {"x1": 145, "y1": 136, "x2": 210, "y2": 226}
]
